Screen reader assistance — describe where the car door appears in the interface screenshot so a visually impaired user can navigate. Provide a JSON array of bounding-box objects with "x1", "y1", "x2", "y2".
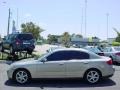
[
  {"x1": 3, "y1": 35, "x2": 11, "y2": 49},
  {"x1": 65, "y1": 51, "x2": 90, "y2": 78},
  {"x1": 35, "y1": 51, "x2": 67, "y2": 78}
]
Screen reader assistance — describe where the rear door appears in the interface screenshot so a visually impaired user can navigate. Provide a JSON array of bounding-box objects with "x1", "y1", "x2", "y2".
[
  {"x1": 17, "y1": 34, "x2": 34, "y2": 47},
  {"x1": 65, "y1": 51, "x2": 90, "y2": 78},
  {"x1": 3, "y1": 35, "x2": 14, "y2": 49}
]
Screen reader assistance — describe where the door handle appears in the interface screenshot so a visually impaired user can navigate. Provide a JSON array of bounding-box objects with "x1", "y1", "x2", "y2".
[{"x1": 59, "y1": 63, "x2": 64, "y2": 65}]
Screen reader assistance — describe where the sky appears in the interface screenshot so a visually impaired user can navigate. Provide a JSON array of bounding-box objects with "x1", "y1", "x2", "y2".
[{"x1": 0, "y1": 0, "x2": 120, "y2": 40}]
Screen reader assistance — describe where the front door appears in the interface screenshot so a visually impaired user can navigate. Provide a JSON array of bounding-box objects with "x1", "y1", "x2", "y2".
[{"x1": 35, "y1": 51, "x2": 68, "y2": 78}]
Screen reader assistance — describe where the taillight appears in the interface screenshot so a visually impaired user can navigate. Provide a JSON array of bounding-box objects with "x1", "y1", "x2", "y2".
[
  {"x1": 16, "y1": 39, "x2": 21, "y2": 45},
  {"x1": 106, "y1": 60, "x2": 113, "y2": 65},
  {"x1": 115, "y1": 52, "x2": 120, "y2": 56},
  {"x1": 97, "y1": 53, "x2": 104, "y2": 56}
]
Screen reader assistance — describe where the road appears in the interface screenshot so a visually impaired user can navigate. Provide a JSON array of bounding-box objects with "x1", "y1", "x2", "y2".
[{"x1": 0, "y1": 63, "x2": 120, "y2": 90}]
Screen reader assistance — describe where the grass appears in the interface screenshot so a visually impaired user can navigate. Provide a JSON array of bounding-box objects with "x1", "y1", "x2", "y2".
[
  {"x1": 0, "y1": 52, "x2": 8, "y2": 60},
  {"x1": 0, "y1": 51, "x2": 41, "y2": 61}
]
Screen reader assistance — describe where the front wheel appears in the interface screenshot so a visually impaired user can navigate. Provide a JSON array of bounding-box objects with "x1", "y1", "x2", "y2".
[
  {"x1": 0, "y1": 45, "x2": 4, "y2": 52},
  {"x1": 27, "y1": 50, "x2": 33, "y2": 55},
  {"x1": 13, "y1": 69, "x2": 30, "y2": 84},
  {"x1": 84, "y1": 69, "x2": 101, "y2": 84}
]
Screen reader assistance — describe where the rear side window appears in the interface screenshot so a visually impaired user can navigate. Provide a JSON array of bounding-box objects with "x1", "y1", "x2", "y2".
[
  {"x1": 68, "y1": 51, "x2": 90, "y2": 59},
  {"x1": 7, "y1": 34, "x2": 16, "y2": 40},
  {"x1": 17, "y1": 34, "x2": 33, "y2": 40}
]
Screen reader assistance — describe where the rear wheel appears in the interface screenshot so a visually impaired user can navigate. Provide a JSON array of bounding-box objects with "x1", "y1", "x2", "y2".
[
  {"x1": 84, "y1": 69, "x2": 101, "y2": 84},
  {"x1": 0, "y1": 45, "x2": 4, "y2": 52},
  {"x1": 10, "y1": 46, "x2": 14, "y2": 54}
]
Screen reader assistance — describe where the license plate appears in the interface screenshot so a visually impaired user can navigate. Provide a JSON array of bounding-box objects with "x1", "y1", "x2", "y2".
[{"x1": 23, "y1": 42, "x2": 30, "y2": 44}]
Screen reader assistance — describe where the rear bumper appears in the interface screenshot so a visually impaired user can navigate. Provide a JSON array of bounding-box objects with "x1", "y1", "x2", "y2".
[
  {"x1": 13, "y1": 45, "x2": 35, "y2": 51},
  {"x1": 103, "y1": 67, "x2": 115, "y2": 78}
]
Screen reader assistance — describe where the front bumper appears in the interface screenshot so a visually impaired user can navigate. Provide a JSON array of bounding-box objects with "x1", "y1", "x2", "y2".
[{"x1": 7, "y1": 69, "x2": 14, "y2": 79}]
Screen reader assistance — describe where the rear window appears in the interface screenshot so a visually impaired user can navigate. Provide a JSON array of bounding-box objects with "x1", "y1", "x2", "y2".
[{"x1": 17, "y1": 34, "x2": 33, "y2": 40}]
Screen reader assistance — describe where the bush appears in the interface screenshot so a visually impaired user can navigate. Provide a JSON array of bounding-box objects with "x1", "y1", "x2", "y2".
[{"x1": 112, "y1": 42, "x2": 120, "y2": 46}]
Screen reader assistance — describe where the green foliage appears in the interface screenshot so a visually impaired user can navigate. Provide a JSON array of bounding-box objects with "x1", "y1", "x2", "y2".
[
  {"x1": 113, "y1": 28, "x2": 120, "y2": 42},
  {"x1": 61, "y1": 32, "x2": 70, "y2": 47},
  {"x1": 76, "y1": 34, "x2": 83, "y2": 38},
  {"x1": 112, "y1": 42, "x2": 120, "y2": 46},
  {"x1": 47, "y1": 34, "x2": 59, "y2": 44},
  {"x1": 21, "y1": 22, "x2": 44, "y2": 40}
]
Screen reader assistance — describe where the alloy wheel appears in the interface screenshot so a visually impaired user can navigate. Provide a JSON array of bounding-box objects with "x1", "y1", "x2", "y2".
[
  {"x1": 15, "y1": 70, "x2": 29, "y2": 84},
  {"x1": 86, "y1": 70, "x2": 100, "y2": 84}
]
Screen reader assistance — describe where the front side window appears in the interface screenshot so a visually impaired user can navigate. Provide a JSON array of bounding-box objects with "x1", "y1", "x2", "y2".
[{"x1": 47, "y1": 51, "x2": 69, "y2": 61}]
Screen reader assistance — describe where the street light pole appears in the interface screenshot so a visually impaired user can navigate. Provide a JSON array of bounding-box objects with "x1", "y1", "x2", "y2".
[
  {"x1": 106, "y1": 13, "x2": 109, "y2": 40},
  {"x1": 7, "y1": 8, "x2": 11, "y2": 35},
  {"x1": 85, "y1": 0, "x2": 87, "y2": 37}
]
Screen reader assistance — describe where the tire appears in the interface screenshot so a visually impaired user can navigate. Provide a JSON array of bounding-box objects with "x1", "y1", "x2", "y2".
[
  {"x1": 84, "y1": 69, "x2": 101, "y2": 84},
  {"x1": 13, "y1": 69, "x2": 31, "y2": 84},
  {"x1": 0, "y1": 45, "x2": 4, "y2": 52},
  {"x1": 0, "y1": 46, "x2": 2, "y2": 52},
  {"x1": 10, "y1": 46, "x2": 14, "y2": 54},
  {"x1": 27, "y1": 50, "x2": 33, "y2": 55}
]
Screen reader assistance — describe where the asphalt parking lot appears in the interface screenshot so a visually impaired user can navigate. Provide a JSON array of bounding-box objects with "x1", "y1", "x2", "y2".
[{"x1": 0, "y1": 63, "x2": 120, "y2": 90}]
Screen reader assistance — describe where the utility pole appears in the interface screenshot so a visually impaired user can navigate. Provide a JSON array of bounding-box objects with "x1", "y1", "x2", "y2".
[
  {"x1": 81, "y1": 7, "x2": 83, "y2": 36},
  {"x1": 7, "y1": 8, "x2": 11, "y2": 35},
  {"x1": 16, "y1": 8, "x2": 18, "y2": 29},
  {"x1": 85, "y1": 0, "x2": 87, "y2": 37},
  {"x1": 106, "y1": 13, "x2": 109, "y2": 40}
]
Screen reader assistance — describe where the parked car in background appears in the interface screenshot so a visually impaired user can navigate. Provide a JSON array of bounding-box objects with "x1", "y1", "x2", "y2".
[
  {"x1": 0, "y1": 33, "x2": 35, "y2": 54},
  {"x1": 84, "y1": 46, "x2": 120, "y2": 64},
  {"x1": 101, "y1": 46, "x2": 120, "y2": 63},
  {"x1": 7, "y1": 48, "x2": 114, "y2": 84},
  {"x1": 84, "y1": 46, "x2": 104, "y2": 56}
]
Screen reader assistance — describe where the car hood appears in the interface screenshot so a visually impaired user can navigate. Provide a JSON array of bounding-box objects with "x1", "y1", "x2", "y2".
[{"x1": 11, "y1": 58, "x2": 38, "y2": 66}]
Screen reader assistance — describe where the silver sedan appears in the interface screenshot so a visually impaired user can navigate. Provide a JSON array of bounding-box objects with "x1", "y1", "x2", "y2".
[{"x1": 7, "y1": 48, "x2": 115, "y2": 84}]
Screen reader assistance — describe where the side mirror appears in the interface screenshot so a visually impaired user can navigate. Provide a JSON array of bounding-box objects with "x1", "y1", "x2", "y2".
[{"x1": 41, "y1": 58, "x2": 47, "y2": 63}]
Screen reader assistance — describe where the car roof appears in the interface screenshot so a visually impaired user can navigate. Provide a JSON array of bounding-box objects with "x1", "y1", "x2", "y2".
[{"x1": 52, "y1": 48, "x2": 89, "y2": 53}]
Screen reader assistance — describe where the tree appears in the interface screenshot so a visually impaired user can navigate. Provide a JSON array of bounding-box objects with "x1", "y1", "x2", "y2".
[
  {"x1": 71, "y1": 33, "x2": 83, "y2": 38},
  {"x1": 47, "y1": 34, "x2": 59, "y2": 44},
  {"x1": 61, "y1": 32, "x2": 70, "y2": 47},
  {"x1": 76, "y1": 34, "x2": 83, "y2": 38},
  {"x1": 113, "y1": 27, "x2": 120, "y2": 42},
  {"x1": 21, "y1": 22, "x2": 44, "y2": 40},
  {"x1": 112, "y1": 41, "x2": 120, "y2": 46}
]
